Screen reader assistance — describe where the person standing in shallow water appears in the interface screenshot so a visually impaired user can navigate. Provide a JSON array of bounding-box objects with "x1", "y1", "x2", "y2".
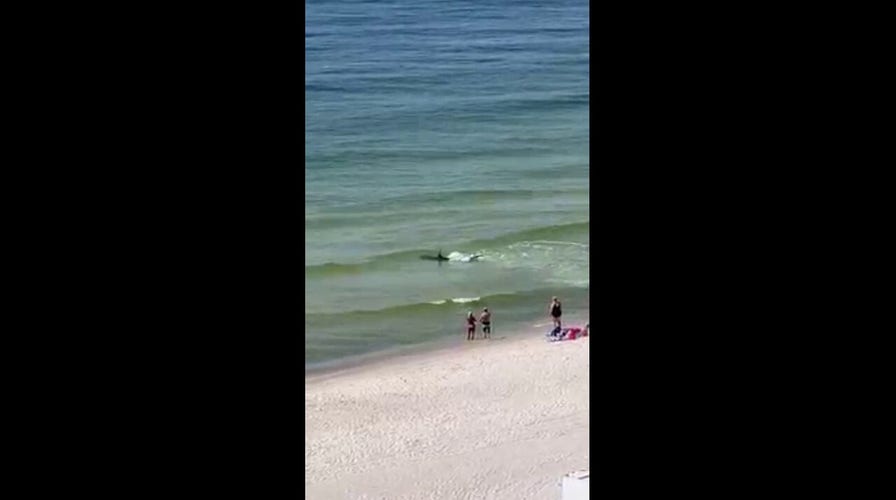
[
  {"x1": 549, "y1": 296, "x2": 562, "y2": 328},
  {"x1": 479, "y1": 308, "x2": 491, "y2": 339},
  {"x1": 465, "y1": 311, "x2": 476, "y2": 341}
]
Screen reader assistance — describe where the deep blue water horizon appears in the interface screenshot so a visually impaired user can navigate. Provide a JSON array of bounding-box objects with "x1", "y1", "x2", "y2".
[{"x1": 305, "y1": 0, "x2": 589, "y2": 368}]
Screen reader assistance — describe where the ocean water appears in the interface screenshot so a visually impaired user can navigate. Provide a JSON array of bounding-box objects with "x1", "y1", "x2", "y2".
[{"x1": 305, "y1": 0, "x2": 589, "y2": 369}]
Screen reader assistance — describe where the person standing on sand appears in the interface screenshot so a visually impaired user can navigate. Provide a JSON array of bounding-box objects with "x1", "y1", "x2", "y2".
[
  {"x1": 479, "y1": 308, "x2": 491, "y2": 339},
  {"x1": 466, "y1": 311, "x2": 476, "y2": 341},
  {"x1": 549, "y1": 296, "x2": 562, "y2": 328}
]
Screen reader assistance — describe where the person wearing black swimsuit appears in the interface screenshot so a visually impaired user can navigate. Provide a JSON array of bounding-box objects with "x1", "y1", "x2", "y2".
[
  {"x1": 466, "y1": 311, "x2": 477, "y2": 341},
  {"x1": 549, "y1": 296, "x2": 562, "y2": 328}
]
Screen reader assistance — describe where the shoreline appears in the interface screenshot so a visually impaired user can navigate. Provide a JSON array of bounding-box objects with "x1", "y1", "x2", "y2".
[
  {"x1": 305, "y1": 313, "x2": 589, "y2": 379},
  {"x1": 305, "y1": 285, "x2": 591, "y2": 373}
]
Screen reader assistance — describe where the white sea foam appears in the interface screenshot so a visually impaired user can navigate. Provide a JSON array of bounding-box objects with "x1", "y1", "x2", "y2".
[
  {"x1": 428, "y1": 297, "x2": 480, "y2": 305},
  {"x1": 450, "y1": 297, "x2": 480, "y2": 304},
  {"x1": 489, "y1": 240, "x2": 589, "y2": 288},
  {"x1": 446, "y1": 251, "x2": 483, "y2": 263}
]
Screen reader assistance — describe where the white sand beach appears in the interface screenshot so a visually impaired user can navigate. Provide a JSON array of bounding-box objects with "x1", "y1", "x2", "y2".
[{"x1": 305, "y1": 327, "x2": 590, "y2": 499}]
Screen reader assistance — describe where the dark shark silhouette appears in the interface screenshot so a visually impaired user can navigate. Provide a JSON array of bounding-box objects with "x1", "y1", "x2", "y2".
[{"x1": 420, "y1": 250, "x2": 481, "y2": 262}]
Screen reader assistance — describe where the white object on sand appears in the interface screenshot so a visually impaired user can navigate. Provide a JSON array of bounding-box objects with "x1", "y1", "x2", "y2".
[{"x1": 561, "y1": 470, "x2": 589, "y2": 500}]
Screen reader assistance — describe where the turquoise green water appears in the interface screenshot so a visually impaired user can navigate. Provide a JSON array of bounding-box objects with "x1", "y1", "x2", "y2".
[{"x1": 305, "y1": 0, "x2": 589, "y2": 368}]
